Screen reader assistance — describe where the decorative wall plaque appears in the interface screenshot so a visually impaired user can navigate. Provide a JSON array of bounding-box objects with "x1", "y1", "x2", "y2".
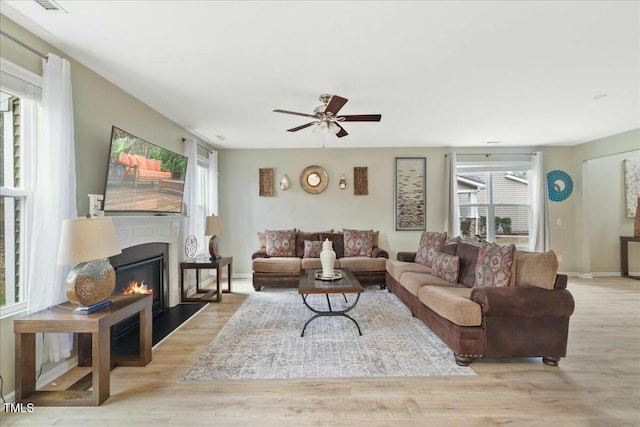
[
  {"x1": 354, "y1": 167, "x2": 368, "y2": 195},
  {"x1": 259, "y1": 168, "x2": 274, "y2": 196}
]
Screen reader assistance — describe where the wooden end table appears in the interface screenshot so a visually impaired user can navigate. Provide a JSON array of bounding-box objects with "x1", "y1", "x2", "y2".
[
  {"x1": 14, "y1": 294, "x2": 152, "y2": 406},
  {"x1": 180, "y1": 256, "x2": 233, "y2": 303},
  {"x1": 620, "y1": 236, "x2": 640, "y2": 280}
]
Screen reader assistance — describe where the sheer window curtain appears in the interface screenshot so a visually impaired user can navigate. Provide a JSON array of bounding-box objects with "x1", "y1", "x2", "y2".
[
  {"x1": 529, "y1": 151, "x2": 551, "y2": 251},
  {"x1": 184, "y1": 138, "x2": 199, "y2": 238},
  {"x1": 444, "y1": 152, "x2": 460, "y2": 236},
  {"x1": 26, "y1": 54, "x2": 77, "y2": 365},
  {"x1": 208, "y1": 150, "x2": 218, "y2": 216}
]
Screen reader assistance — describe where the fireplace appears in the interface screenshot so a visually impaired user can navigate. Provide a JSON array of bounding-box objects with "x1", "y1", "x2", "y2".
[{"x1": 110, "y1": 243, "x2": 168, "y2": 340}]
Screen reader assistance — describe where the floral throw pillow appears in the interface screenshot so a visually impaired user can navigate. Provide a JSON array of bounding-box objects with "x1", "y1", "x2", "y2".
[
  {"x1": 342, "y1": 229, "x2": 374, "y2": 257},
  {"x1": 415, "y1": 231, "x2": 447, "y2": 267},
  {"x1": 474, "y1": 242, "x2": 515, "y2": 287},
  {"x1": 265, "y1": 229, "x2": 296, "y2": 257},
  {"x1": 432, "y1": 253, "x2": 460, "y2": 284},
  {"x1": 303, "y1": 240, "x2": 324, "y2": 258}
]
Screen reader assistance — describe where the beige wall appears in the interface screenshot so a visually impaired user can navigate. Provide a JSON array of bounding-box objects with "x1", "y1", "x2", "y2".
[
  {"x1": 0, "y1": 15, "x2": 201, "y2": 216},
  {"x1": 0, "y1": 15, "x2": 203, "y2": 396},
  {"x1": 219, "y1": 132, "x2": 639, "y2": 276},
  {"x1": 580, "y1": 132, "x2": 640, "y2": 274}
]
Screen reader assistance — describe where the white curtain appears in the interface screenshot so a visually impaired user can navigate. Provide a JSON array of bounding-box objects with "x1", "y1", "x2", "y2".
[
  {"x1": 444, "y1": 152, "x2": 460, "y2": 236},
  {"x1": 529, "y1": 151, "x2": 551, "y2": 251},
  {"x1": 208, "y1": 150, "x2": 218, "y2": 216},
  {"x1": 183, "y1": 138, "x2": 199, "y2": 237},
  {"x1": 26, "y1": 54, "x2": 77, "y2": 364}
]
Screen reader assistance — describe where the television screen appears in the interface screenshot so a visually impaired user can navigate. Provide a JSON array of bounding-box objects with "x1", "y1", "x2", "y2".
[{"x1": 102, "y1": 126, "x2": 188, "y2": 213}]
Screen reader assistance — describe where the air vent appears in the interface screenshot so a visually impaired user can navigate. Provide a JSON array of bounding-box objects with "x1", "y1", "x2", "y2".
[{"x1": 33, "y1": 0, "x2": 67, "y2": 13}]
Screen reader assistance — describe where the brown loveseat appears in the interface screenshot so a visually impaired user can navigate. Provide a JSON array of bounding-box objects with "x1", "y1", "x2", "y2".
[
  {"x1": 252, "y1": 229, "x2": 389, "y2": 291},
  {"x1": 386, "y1": 234, "x2": 575, "y2": 366}
]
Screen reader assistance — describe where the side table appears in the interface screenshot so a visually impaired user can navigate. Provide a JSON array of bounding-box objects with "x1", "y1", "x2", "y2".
[
  {"x1": 620, "y1": 236, "x2": 640, "y2": 280},
  {"x1": 14, "y1": 294, "x2": 152, "y2": 406},
  {"x1": 180, "y1": 256, "x2": 233, "y2": 302}
]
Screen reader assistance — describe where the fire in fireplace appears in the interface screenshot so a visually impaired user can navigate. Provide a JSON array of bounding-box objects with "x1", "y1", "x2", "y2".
[
  {"x1": 110, "y1": 243, "x2": 168, "y2": 341},
  {"x1": 122, "y1": 281, "x2": 154, "y2": 295}
]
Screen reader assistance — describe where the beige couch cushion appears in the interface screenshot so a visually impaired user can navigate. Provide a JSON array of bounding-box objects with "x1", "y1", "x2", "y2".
[
  {"x1": 386, "y1": 259, "x2": 433, "y2": 282},
  {"x1": 418, "y1": 286, "x2": 482, "y2": 327},
  {"x1": 399, "y1": 272, "x2": 458, "y2": 296},
  {"x1": 300, "y1": 258, "x2": 343, "y2": 270},
  {"x1": 515, "y1": 250, "x2": 559, "y2": 290},
  {"x1": 252, "y1": 257, "x2": 301, "y2": 274},
  {"x1": 339, "y1": 256, "x2": 386, "y2": 272}
]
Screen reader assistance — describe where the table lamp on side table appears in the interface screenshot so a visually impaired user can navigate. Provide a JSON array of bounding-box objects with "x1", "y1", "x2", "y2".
[
  {"x1": 205, "y1": 215, "x2": 223, "y2": 260},
  {"x1": 57, "y1": 217, "x2": 122, "y2": 312}
]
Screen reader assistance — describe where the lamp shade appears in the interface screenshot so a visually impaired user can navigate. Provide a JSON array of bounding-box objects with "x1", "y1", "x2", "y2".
[
  {"x1": 57, "y1": 217, "x2": 121, "y2": 265},
  {"x1": 205, "y1": 215, "x2": 223, "y2": 236}
]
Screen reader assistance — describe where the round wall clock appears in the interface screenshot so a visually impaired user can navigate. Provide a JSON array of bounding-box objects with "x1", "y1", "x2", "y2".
[
  {"x1": 185, "y1": 234, "x2": 198, "y2": 258},
  {"x1": 547, "y1": 170, "x2": 573, "y2": 202},
  {"x1": 300, "y1": 165, "x2": 329, "y2": 194}
]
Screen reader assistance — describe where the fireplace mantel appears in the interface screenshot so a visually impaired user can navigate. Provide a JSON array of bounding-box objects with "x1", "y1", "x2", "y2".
[{"x1": 110, "y1": 216, "x2": 183, "y2": 307}]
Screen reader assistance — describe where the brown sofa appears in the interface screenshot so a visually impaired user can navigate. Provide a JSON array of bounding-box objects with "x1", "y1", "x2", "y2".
[
  {"x1": 252, "y1": 229, "x2": 389, "y2": 291},
  {"x1": 386, "y1": 239, "x2": 575, "y2": 366}
]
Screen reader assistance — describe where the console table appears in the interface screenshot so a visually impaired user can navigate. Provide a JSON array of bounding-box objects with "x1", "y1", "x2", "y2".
[
  {"x1": 180, "y1": 256, "x2": 233, "y2": 303},
  {"x1": 620, "y1": 236, "x2": 640, "y2": 280},
  {"x1": 14, "y1": 294, "x2": 152, "y2": 406}
]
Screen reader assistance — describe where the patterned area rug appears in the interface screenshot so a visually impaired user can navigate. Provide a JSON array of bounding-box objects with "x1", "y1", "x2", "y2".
[{"x1": 182, "y1": 288, "x2": 476, "y2": 381}]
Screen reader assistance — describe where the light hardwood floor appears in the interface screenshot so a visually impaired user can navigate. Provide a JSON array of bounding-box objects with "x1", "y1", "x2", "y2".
[{"x1": 2, "y1": 277, "x2": 639, "y2": 426}]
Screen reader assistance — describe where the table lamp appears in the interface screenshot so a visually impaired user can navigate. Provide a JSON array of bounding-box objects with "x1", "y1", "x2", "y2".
[
  {"x1": 57, "y1": 217, "x2": 122, "y2": 307},
  {"x1": 205, "y1": 215, "x2": 223, "y2": 260}
]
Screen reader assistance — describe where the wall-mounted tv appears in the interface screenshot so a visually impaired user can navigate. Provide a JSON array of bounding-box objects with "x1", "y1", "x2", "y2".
[{"x1": 102, "y1": 126, "x2": 188, "y2": 214}]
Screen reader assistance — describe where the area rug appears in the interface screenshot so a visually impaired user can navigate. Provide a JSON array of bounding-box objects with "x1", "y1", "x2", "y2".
[{"x1": 182, "y1": 288, "x2": 476, "y2": 381}]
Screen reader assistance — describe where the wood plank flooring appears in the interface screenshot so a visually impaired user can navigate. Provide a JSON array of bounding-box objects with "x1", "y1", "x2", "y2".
[{"x1": 2, "y1": 277, "x2": 639, "y2": 426}]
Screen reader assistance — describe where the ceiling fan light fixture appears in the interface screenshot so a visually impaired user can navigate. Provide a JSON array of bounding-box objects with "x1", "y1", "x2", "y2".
[
  {"x1": 313, "y1": 122, "x2": 330, "y2": 135},
  {"x1": 328, "y1": 122, "x2": 341, "y2": 135}
]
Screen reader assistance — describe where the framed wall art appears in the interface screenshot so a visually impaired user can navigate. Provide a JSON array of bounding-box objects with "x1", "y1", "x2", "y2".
[
  {"x1": 394, "y1": 157, "x2": 426, "y2": 231},
  {"x1": 624, "y1": 158, "x2": 640, "y2": 217}
]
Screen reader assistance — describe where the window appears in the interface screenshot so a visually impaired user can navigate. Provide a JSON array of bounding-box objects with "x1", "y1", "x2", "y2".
[
  {"x1": 1, "y1": 90, "x2": 38, "y2": 312},
  {"x1": 457, "y1": 162, "x2": 532, "y2": 249}
]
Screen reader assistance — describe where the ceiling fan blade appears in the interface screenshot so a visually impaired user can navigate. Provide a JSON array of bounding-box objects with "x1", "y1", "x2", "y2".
[
  {"x1": 287, "y1": 122, "x2": 316, "y2": 132},
  {"x1": 273, "y1": 109, "x2": 318, "y2": 119},
  {"x1": 335, "y1": 123, "x2": 348, "y2": 138},
  {"x1": 325, "y1": 95, "x2": 348, "y2": 116},
  {"x1": 338, "y1": 114, "x2": 382, "y2": 122}
]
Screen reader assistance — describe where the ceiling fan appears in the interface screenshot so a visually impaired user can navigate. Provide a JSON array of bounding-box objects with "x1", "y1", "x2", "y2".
[{"x1": 273, "y1": 94, "x2": 381, "y2": 138}]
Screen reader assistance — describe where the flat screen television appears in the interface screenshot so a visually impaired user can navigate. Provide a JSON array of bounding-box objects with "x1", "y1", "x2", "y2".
[{"x1": 102, "y1": 126, "x2": 188, "y2": 214}]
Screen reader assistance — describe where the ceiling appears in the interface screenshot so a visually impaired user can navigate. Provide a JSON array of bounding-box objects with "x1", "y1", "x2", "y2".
[{"x1": 2, "y1": 1, "x2": 639, "y2": 149}]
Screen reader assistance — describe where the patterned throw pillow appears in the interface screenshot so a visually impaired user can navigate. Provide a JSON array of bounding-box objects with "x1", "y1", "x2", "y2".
[
  {"x1": 415, "y1": 231, "x2": 447, "y2": 267},
  {"x1": 432, "y1": 253, "x2": 460, "y2": 284},
  {"x1": 265, "y1": 229, "x2": 296, "y2": 257},
  {"x1": 303, "y1": 240, "x2": 324, "y2": 258},
  {"x1": 342, "y1": 229, "x2": 374, "y2": 257},
  {"x1": 474, "y1": 242, "x2": 515, "y2": 287}
]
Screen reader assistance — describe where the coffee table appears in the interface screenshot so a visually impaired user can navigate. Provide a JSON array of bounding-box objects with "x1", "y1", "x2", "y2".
[{"x1": 298, "y1": 268, "x2": 364, "y2": 337}]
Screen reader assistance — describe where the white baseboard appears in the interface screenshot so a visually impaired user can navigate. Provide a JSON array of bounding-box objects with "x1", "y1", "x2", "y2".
[{"x1": 568, "y1": 272, "x2": 640, "y2": 279}]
